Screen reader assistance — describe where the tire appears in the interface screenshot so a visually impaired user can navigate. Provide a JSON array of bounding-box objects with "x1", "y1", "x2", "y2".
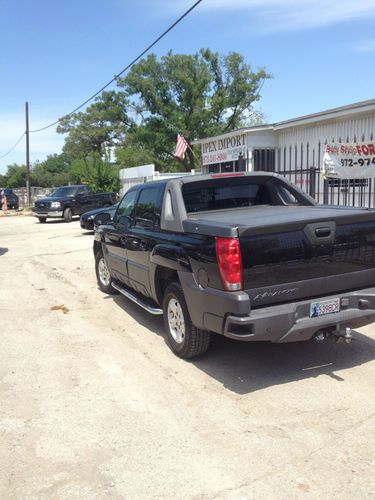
[
  {"x1": 95, "y1": 252, "x2": 117, "y2": 294},
  {"x1": 163, "y1": 282, "x2": 211, "y2": 359},
  {"x1": 38, "y1": 217, "x2": 47, "y2": 223},
  {"x1": 63, "y1": 207, "x2": 73, "y2": 222}
]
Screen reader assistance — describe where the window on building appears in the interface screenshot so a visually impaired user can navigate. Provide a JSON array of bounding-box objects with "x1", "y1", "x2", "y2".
[
  {"x1": 253, "y1": 149, "x2": 275, "y2": 172},
  {"x1": 236, "y1": 154, "x2": 247, "y2": 172},
  {"x1": 221, "y1": 162, "x2": 234, "y2": 173},
  {"x1": 208, "y1": 164, "x2": 220, "y2": 173}
]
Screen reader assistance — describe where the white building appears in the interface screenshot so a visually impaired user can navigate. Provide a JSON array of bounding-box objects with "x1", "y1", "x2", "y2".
[
  {"x1": 119, "y1": 164, "x2": 198, "y2": 196},
  {"x1": 193, "y1": 99, "x2": 375, "y2": 207}
]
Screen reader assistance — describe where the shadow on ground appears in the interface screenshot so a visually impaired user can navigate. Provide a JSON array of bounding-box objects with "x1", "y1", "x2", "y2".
[
  {"x1": 107, "y1": 292, "x2": 375, "y2": 395},
  {"x1": 34, "y1": 218, "x2": 81, "y2": 224},
  {"x1": 79, "y1": 231, "x2": 94, "y2": 236},
  {"x1": 0, "y1": 247, "x2": 8, "y2": 256}
]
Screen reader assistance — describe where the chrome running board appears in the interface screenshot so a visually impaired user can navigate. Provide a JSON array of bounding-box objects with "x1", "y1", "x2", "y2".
[{"x1": 111, "y1": 282, "x2": 163, "y2": 315}]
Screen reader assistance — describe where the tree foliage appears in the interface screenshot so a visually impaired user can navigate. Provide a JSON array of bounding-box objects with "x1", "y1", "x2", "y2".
[
  {"x1": 115, "y1": 133, "x2": 156, "y2": 169},
  {"x1": 57, "y1": 91, "x2": 132, "y2": 158},
  {"x1": 69, "y1": 153, "x2": 120, "y2": 192},
  {"x1": 32, "y1": 154, "x2": 71, "y2": 187},
  {"x1": 116, "y1": 49, "x2": 270, "y2": 170},
  {"x1": 2, "y1": 164, "x2": 27, "y2": 188}
]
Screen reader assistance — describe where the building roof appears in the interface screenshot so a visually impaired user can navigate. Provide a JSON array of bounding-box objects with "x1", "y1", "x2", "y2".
[
  {"x1": 192, "y1": 98, "x2": 375, "y2": 144},
  {"x1": 274, "y1": 98, "x2": 375, "y2": 130}
]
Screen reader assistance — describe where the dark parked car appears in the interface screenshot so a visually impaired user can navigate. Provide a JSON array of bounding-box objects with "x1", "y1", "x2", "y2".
[
  {"x1": 93, "y1": 172, "x2": 375, "y2": 359},
  {"x1": 0, "y1": 188, "x2": 19, "y2": 209},
  {"x1": 32, "y1": 185, "x2": 117, "y2": 223},
  {"x1": 80, "y1": 203, "x2": 119, "y2": 230}
]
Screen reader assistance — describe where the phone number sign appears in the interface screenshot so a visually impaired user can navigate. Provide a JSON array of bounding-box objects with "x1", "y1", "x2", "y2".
[
  {"x1": 322, "y1": 142, "x2": 375, "y2": 179},
  {"x1": 201, "y1": 133, "x2": 247, "y2": 165}
]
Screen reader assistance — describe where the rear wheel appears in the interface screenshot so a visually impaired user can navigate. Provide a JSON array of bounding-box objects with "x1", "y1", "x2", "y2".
[
  {"x1": 95, "y1": 252, "x2": 117, "y2": 294},
  {"x1": 63, "y1": 207, "x2": 73, "y2": 222},
  {"x1": 38, "y1": 217, "x2": 47, "y2": 223},
  {"x1": 163, "y1": 282, "x2": 211, "y2": 358}
]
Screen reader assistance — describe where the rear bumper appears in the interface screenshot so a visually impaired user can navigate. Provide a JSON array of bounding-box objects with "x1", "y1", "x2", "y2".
[
  {"x1": 223, "y1": 289, "x2": 375, "y2": 342},
  {"x1": 178, "y1": 273, "x2": 375, "y2": 343}
]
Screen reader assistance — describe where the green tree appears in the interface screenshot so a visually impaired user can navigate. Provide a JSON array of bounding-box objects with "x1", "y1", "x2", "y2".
[
  {"x1": 69, "y1": 154, "x2": 120, "y2": 193},
  {"x1": 117, "y1": 49, "x2": 270, "y2": 171},
  {"x1": 3, "y1": 164, "x2": 27, "y2": 188},
  {"x1": 57, "y1": 91, "x2": 132, "y2": 158},
  {"x1": 115, "y1": 133, "x2": 157, "y2": 169},
  {"x1": 32, "y1": 153, "x2": 71, "y2": 187}
]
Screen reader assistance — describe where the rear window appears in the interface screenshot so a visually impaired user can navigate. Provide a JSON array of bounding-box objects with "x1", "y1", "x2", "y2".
[{"x1": 182, "y1": 178, "x2": 272, "y2": 213}]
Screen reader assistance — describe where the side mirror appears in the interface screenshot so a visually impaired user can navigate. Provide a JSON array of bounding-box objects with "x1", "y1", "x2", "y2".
[{"x1": 94, "y1": 212, "x2": 112, "y2": 226}]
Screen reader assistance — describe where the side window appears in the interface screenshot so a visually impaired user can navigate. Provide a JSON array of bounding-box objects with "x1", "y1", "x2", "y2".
[
  {"x1": 277, "y1": 185, "x2": 299, "y2": 205},
  {"x1": 134, "y1": 186, "x2": 163, "y2": 229},
  {"x1": 77, "y1": 186, "x2": 88, "y2": 195},
  {"x1": 116, "y1": 190, "x2": 137, "y2": 225}
]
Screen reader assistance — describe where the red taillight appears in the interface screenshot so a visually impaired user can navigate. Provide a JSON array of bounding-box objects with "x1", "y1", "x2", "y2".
[{"x1": 215, "y1": 237, "x2": 243, "y2": 291}]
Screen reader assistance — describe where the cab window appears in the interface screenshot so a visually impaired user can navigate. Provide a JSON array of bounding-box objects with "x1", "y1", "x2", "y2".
[
  {"x1": 77, "y1": 186, "x2": 88, "y2": 195},
  {"x1": 134, "y1": 186, "x2": 164, "y2": 229},
  {"x1": 116, "y1": 190, "x2": 138, "y2": 225}
]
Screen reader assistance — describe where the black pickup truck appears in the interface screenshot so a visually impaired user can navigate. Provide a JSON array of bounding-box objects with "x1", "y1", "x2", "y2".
[
  {"x1": 32, "y1": 185, "x2": 117, "y2": 223},
  {"x1": 93, "y1": 172, "x2": 375, "y2": 358}
]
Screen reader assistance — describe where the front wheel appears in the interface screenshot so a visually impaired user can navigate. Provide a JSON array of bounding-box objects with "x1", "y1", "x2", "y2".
[
  {"x1": 38, "y1": 217, "x2": 47, "y2": 223},
  {"x1": 63, "y1": 207, "x2": 73, "y2": 222},
  {"x1": 163, "y1": 282, "x2": 211, "y2": 359},
  {"x1": 95, "y1": 252, "x2": 117, "y2": 294}
]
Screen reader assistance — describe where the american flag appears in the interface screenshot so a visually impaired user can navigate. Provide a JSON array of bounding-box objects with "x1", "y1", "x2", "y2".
[{"x1": 175, "y1": 134, "x2": 189, "y2": 159}]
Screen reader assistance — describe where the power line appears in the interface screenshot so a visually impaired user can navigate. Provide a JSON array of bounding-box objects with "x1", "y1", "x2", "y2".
[
  {"x1": 0, "y1": 132, "x2": 25, "y2": 160},
  {"x1": 30, "y1": 0, "x2": 203, "y2": 134}
]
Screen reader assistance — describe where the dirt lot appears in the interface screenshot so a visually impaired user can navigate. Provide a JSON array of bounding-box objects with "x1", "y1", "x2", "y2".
[{"x1": 1, "y1": 215, "x2": 375, "y2": 499}]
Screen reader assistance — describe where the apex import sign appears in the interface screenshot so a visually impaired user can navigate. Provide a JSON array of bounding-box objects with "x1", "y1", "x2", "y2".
[
  {"x1": 322, "y1": 142, "x2": 375, "y2": 179},
  {"x1": 201, "y1": 133, "x2": 247, "y2": 166}
]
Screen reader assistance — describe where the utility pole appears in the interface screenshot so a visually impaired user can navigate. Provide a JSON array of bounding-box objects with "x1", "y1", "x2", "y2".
[{"x1": 25, "y1": 101, "x2": 31, "y2": 207}]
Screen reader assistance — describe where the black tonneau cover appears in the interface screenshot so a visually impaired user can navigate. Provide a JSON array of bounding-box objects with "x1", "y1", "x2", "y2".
[
  {"x1": 184, "y1": 204, "x2": 375, "y2": 306},
  {"x1": 184, "y1": 205, "x2": 375, "y2": 237}
]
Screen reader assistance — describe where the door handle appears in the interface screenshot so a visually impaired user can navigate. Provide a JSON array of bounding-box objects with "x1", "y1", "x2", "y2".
[{"x1": 315, "y1": 227, "x2": 331, "y2": 238}]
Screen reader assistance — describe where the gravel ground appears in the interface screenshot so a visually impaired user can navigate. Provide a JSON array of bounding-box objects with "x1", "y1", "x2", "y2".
[{"x1": 1, "y1": 215, "x2": 375, "y2": 500}]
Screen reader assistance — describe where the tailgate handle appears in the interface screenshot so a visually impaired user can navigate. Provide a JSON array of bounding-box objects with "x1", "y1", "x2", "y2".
[{"x1": 315, "y1": 227, "x2": 331, "y2": 238}]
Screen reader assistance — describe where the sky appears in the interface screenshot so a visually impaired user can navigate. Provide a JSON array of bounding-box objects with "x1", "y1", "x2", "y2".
[{"x1": 1, "y1": 0, "x2": 375, "y2": 173}]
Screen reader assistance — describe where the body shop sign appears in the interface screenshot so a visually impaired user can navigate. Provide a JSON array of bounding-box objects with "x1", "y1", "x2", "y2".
[
  {"x1": 322, "y1": 142, "x2": 375, "y2": 179},
  {"x1": 201, "y1": 133, "x2": 246, "y2": 165}
]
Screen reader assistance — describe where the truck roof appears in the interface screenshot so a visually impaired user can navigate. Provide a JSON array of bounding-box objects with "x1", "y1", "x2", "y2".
[
  {"x1": 128, "y1": 172, "x2": 287, "y2": 192},
  {"x1": 175, "y1": 171, "x2": 282, "y2": 185}
]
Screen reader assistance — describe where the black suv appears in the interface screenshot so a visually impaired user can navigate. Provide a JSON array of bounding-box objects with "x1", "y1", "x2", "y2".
[{"x1": 0, "y1": 189, "x2": 19, "y2": 209}]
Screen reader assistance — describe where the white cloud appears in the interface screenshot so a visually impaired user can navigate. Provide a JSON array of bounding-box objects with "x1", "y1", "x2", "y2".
[
  {"x1": 165, "y1": 0, "x2": 375, "y2": 31},
  {"x1": 0, "y1": 113, "x2": 65, "y2": 174}
]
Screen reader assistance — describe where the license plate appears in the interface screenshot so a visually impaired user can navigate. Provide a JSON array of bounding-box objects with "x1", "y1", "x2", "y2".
[{"x1": 310, "y1": 298, "x2": 340, "y2": 318}]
